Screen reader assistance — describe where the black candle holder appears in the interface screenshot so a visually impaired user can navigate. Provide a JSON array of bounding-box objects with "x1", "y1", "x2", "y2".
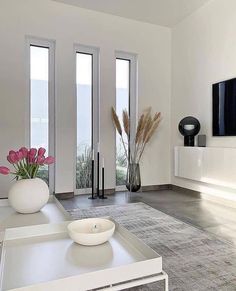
[
  {"x1": 100, "y1": 166, "x2": 107, "y2": 199},
  {"x1": 88, "y1": 155, "x2": 96, "y2": 199},
  {"x1": 97, "y1": 151, "x2": 100, "y2": 198}
]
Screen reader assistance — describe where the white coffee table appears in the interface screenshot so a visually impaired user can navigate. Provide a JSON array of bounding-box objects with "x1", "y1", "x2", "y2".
[
  {"x1": 0, "y1": 197, "x2": 68, "y2": 243},
  {"x1": 0, "y1": 219, "x2": 168, "y2": 291}
]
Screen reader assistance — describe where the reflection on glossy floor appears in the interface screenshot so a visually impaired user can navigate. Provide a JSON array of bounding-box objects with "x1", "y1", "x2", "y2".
[{"x1": 59, "y1": 189, "x2": 236, "y2": 245}]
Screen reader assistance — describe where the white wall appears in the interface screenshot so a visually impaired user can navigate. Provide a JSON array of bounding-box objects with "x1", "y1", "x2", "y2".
[
  {"x1": 171, "y1": 0, "x2": 236, "y2": 198},
  {"x1": 0, "y1": 0, "x2": 171, "y2": 197}
]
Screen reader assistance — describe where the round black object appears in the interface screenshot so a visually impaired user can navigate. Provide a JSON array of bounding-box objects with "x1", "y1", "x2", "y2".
[{"x1": 178, "y1": 116, "x2": 200, "y2": 146}]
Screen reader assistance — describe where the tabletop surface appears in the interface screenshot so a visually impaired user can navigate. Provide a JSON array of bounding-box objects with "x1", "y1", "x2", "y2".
[{"x1": 0, "y1": 199, "x2": 67, "y2": 241}]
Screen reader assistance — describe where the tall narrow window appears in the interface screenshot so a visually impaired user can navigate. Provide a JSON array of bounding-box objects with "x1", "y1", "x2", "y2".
[
  {"x1": 30, "y1": 45, "x2": 49, "y2": 183},
  {"x1": 75, "y1": 45, "x2": 99, "y2": 194},
  {"x1": 116, "y1": 53, "x2": 137, "y2": 189},
  {"x1": 29, "y1": 39, "x2": 55, "y2": 191},
  {"x1": 116, "y1": 59, "x2": 130, "y2": 186},
  {"x1": 76, "y1": 52, "x2": 93, "y2": 190}
]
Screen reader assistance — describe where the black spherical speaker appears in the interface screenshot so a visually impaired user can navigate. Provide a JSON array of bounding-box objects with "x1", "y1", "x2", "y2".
[{"x1": 178, "y1": 116, "x2": 200, "y2": 146}]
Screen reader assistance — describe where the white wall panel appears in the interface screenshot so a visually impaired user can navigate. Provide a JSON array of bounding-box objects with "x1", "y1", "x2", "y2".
[
  {"x1": 172, "y1": 0, "x2": 236, "y2": 199},
  {"x1": 0, "y1": 0, "x2": 171, "y2": 197}
]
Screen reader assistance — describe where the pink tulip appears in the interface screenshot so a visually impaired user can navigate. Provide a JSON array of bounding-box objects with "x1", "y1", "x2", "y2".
[
  {"x1": 7, "y1": 155, "x2": 14, "y2": 164},
  {"x1": 0, "y1": 166, "x2": 10, "y2": 175},
  {"x1": 44, "y1": 156, "x2": 55, "y2": 165},
  {"x1": 27, "y1": 148, "x2": 37, "y2": 164},
  {"x1": 15, "y1": 151, "x2": 23, "y2": 161},
  {"x1": 7, "y1": 151, "x2": 20, "y2": 164},
  {"x1": 7, "y1": 152, "x2": 19, "y2": 164},
  {"x1": 38, "y1": 147, "x2": 46, "y2": 157},
  {"x1": 29, "y1": 148, "x2": 37, "y2": 157},
  {"x1": 36, "y1": 156, "x2": 45, "y2": 165},
  {"x1": 19, "y1": 147, "x2": 28, "y2": 158},
  {"x1": 27, "y1": 155, "x2": 34, "y2": 164}
]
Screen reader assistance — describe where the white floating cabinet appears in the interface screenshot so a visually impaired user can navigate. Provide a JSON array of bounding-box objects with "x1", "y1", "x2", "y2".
[{"x1": 175, "y1": 146, "x2": 236, "y2": 190}]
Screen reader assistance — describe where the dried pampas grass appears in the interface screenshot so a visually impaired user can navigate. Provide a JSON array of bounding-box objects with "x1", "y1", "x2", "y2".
[
  {"x1": 111, "y1": 107, "x2": 122, "y2": 136},
  {"x1": 111, "y1": 106, "x2": 162, "y2": 164},
  {"x1": 134, "y1": 109, "x2": 162, "y2": 162},
  {"x1": 145, "y1": 117, "x2": 161, "y2": 143},
  {"x1": 122, "y1": 109, "x2": 130, "y2": 137},
  {"x1": 111, "y1": 106, "x2": 129, "y2": 161},
  {"x1": 135, "y1": 114, "x2": 145, "y2": 144}
]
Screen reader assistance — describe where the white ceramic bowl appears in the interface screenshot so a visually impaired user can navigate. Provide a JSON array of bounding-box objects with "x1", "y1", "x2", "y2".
[{"x1": 67, "y1": 218, "x2": 115, "y2": 246}]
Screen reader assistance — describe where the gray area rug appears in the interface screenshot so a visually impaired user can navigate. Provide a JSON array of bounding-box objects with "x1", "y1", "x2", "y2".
[{"x1": 67, "y1": 202, "x2": 236, "y2": 291}]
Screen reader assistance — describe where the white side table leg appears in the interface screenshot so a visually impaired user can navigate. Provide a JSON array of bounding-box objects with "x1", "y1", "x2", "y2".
[{"x1": 163, "y1": 271, "x2": 168, "y2": 291}]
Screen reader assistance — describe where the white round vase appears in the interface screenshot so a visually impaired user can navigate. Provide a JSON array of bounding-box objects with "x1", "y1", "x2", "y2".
[{"x1": 8, "y1": 178, "x2": 49, "y2": 214}]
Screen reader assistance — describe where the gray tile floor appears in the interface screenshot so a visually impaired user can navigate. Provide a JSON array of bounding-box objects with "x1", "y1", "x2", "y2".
[{"x1": 58, "y1": 189, "x2": 236, "y2": 245}]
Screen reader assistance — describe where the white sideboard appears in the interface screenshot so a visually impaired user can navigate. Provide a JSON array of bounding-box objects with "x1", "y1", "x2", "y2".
[{"x1": 175, "y1": 146, "x2": 236, "y2": 190}]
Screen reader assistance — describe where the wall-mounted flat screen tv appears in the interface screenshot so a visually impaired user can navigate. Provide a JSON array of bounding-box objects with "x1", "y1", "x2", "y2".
[{"x1": 213, "y1": 78, "x2": 236, "y2": 136}]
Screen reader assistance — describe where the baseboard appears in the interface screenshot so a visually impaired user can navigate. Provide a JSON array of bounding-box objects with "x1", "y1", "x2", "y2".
[
  {"x1": 55, "y1": 185, "x2": 171, "y2": 198},
  {"x1": 55, "y1": 188, "x2": 116, "y2": 199},
  {"x1": 55, "y1": 192, "x2": 74, "y2": 200},
  {"x1": 116, "y1": 184, "x2": 171, "y2": 193},
  {"x1": 141, "y1": 184, "x2": 172, "y2": 192},
  {"x1": 171, "y1": 185, "x2": 201, "y2": 197},
  {"x1": 100, "y1": 188, "x2": 115, "y2": 195},
  {"x1": 90, "y1": 188, "x2": 116, "y2": 196}
]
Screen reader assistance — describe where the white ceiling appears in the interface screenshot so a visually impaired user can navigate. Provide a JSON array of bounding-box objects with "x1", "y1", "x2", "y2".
[{"x1": 53, "y1": 0, "x2": 210, "y2": 27}]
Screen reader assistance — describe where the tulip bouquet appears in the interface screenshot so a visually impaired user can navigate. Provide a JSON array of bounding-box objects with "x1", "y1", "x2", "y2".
[{"x1": 0, "y1": 147, "x2": 55, "y2": 180}]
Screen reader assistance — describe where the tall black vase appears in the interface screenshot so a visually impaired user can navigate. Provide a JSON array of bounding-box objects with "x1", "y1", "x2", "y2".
[{"x1": 126, "y1": 163, "x2": 141, "y2": 192}]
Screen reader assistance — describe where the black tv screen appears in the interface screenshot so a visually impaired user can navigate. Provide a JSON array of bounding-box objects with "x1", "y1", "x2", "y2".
[{"x1": 213, "y1": 78, "x2": 236, "y2": 136}]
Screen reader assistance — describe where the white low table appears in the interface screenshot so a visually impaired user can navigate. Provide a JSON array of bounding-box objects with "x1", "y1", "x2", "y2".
[
  {"x1": 0, "y1": 198, "x2": 69, "y2": 242},
  {"x1": 0, "y1": 219, "x2": 168, "y2": 291}
]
